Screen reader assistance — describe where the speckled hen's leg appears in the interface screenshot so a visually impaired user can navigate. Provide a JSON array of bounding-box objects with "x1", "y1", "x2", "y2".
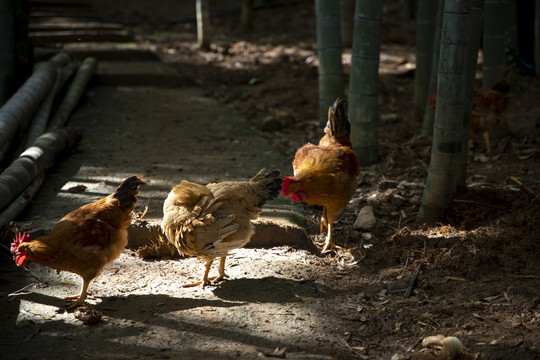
[
  {"x1": 184, "y1": 258, "x2": 214, "y2": 288},
  {"x1": 212, "y1": 257, "x2": 228, "y2": 283}
]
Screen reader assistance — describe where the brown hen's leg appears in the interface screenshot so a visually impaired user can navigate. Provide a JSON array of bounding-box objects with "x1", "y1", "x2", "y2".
[
  {"x1": 184, "y1": 258, "x2": 214, "y2": 288},
  {"x1": 482, "y1": 131, "x2": 491, "y2": 153},
  {"x1": 212, "y1": 257, "x2": 229, "y2": 283},
  {"x1": 65, "y1": 279, "x2": 90, "y2": 308}
]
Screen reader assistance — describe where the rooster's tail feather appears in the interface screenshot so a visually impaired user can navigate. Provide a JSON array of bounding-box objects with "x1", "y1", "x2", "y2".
[{"x1": 325, "y1": 98, "x2": 352, "y2": 147}]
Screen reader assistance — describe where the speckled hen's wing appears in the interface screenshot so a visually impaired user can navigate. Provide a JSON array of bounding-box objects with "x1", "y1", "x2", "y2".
[{"x1": 162, "y1": 180, "x2": 239, "y2": 257}]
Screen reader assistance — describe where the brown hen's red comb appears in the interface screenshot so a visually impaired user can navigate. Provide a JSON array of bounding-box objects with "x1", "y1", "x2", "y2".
[{"x1": 11, "y1": 232, "x2": 31, "y2": 254}]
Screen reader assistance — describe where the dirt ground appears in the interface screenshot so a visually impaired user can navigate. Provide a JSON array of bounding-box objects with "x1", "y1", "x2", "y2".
[{"x1": 1, "y1": 1, "x2": 539, "y2": 359}]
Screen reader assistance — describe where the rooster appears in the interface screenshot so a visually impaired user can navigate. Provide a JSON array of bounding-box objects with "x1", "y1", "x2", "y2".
[
  {"x1": 281, "y1": 99, "x2": 359, "y2": 253},
  {"x1": 11, "y1": 175, "x2": 147, "y2": 308},
  {"x1": 162, "y1": 169, "x2": 281, "y2": 287}
]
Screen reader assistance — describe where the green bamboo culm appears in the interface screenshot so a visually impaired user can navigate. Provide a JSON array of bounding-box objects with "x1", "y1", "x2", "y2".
[
  {"x1": 196, "y1": 0, "x2": 211, "y2": 50},
  {"x1": 348, "y1": 0, "x2": 382, "y2": 166},
  {"x1": 413, "y1": 0, "x2": 438, "y2": 122},
  {"x1": 340, "y1": 0, "x2": 355, "y2": 48},
  {"x1": 421, "y1": 0, "x2": 444, "y2": 137},
  {"x1": 417, "y1": 0, "x2": 470, "y2": 224},
  {"x1": 482, "y1": 0, "x2": 507, "y2": 89},
  {"x1": 0, "y1": 0, "x2": 15, "y2": 106},
  {"x1": 457, "y1": 0, "x2": 484, "y2": 191},
  {"x1": 536, "y1": 2, "x2": 540, "y2": 76},
  {"x1": 315, "y1": 0, "x2": 344, "y2": 125}
]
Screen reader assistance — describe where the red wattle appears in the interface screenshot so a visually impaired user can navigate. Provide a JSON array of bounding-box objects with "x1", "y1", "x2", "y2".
[
  {"x1": 291, "y1": 191, "x2": 306, "y2": 202},
  {"x1": 16, "y1": 254, "x2": 28, "y2": 267}
]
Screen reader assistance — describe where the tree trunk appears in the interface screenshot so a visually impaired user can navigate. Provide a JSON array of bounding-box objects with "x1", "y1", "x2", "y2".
[
  {"x1": 315, "y1": 0, "x2": 344, "y2": 125},
  {"x1": 196, "y1": 0, "x2": 211, "y2": 50},
  {"x1": 457, "y1": 0, "x2": 484, "y2": 191},
  {"x1": 242, "y1": 0, "x2": 255, "y2": 31},
  {"x1": 414, "y1": 0, "x2": 438, "y2": 122},
  {"x1": 0, "y1": 0, "x2": 15, "y2": 106},
  {"x1": 482, "y1": 0, "x2": 507, "y2": 88},
  {"x1": 340, "y1": 0, "x2": 355, "y2": 48},
  {"x1": 348, "y1": 0, "x2": 382, "y2": 165},
  {"x1": 534, "y1": 0, "x2": 540, "y2": 76},
  {"x1": 417, "y1": 0, "x2": 470, "y2": 224},
  {"x1": 421, "y1": 1, "x2": 444, "y2": 136}
]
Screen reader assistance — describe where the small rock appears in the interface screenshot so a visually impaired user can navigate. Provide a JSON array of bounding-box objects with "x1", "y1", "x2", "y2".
[
  {"x1": 355, "y1": 292, "x2": 365, "y2": 301},
  {"x1": 66, "y1": 185, "x2": 87, "y2": 193},
  {"x1": 74, "y1": 307, "x2": 102, "y2": 325},
  {"x1": 354, "y1": 206, "x2": 376, "y2": 230},
  {"x1": 248, "y1": 77, "x2": 262, "y2": 85}
]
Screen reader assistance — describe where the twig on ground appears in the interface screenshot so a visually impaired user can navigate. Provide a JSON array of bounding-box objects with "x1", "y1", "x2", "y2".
[
  {"x1": 506, "y1": 176, "x2": 537, "y2": 201},
  {"x1": 452, "y1": 199, "x2": 506, "y2": 209},
  {"x1": 403, "y1": 263, "x2": 422, "y2": 299}
]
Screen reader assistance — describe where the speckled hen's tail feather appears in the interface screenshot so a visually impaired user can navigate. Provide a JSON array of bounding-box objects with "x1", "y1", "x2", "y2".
[
  {"x1": 251, "y1": 169, "x2": 282, "y2": 207},
  {"x1": 112, "y1": 175, "x2": 147, "y2": 211}
]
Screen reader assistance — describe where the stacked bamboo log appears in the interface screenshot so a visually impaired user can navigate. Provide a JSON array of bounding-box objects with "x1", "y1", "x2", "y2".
[{"x1": 0, "y1": 52, "x2": 96, "y2": 232}]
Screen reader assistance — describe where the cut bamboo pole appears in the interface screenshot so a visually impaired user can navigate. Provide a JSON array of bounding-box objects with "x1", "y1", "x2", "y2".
[
  {"x1": 0, "y1": 64, "x2": 56, "y2": 150},
  {"x1": 0, "y1": 52, "x2": 72, "y2": 168},
  {"x1": 48, "y1": 57, "x2": 97, "y2": 129},
  {"x1": 0, "y1": 171, "x2": 45, "y2": 231},
  {"x1": 0, "y1": 127, "x2": 81, "y2": 212},
  {"x1": 24, "y1": 63, "x2": 76, "y2": 150}
]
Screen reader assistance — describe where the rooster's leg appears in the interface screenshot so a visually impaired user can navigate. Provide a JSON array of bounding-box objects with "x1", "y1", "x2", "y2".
[
  {"x1": 184, "y1": 258, "x2": 214, "y2": 288},
  {"x1": 321, "y1": 222, "x2": 343, "y2": 253},
  {"x1": 320, "y1": 207, "x2": 328, "y2": 234},
  {"x1": 65, "y1": 279, "x2": 90, "y2": 308},
  {"x1": 321, "y1": 222, "x2": 334, "y2": 253},
  {"x1": 212, "y1": 256, "x2": 229, "y2": 283}
]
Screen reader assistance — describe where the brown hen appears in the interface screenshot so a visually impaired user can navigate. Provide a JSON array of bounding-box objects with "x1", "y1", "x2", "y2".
[{"x1": 11, "y1": 175, "x2": 147, "y2": 308}]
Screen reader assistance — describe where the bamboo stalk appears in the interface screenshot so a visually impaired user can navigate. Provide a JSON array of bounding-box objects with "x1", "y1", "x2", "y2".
[
  {"x1": 48, "y1": 57, "x2": 97, "y2": 130},
  {"x1": 414, "y1": 0, "x2": 438, "y2": 122},
  {"x1": 0, "y1": 52, "x2": 72, "y2": 168},
  {"x1": 24, "y1": 64, "x2": 76, "y2": 150},
  {"x1": 0, "y1": 171, "x2": 45, "y2": 231},
  {"x1": 316, "y1": 0, "x2": 344, "y2": 125},
  {"x1": 348, "y1": 0, "x2": 382, "y2": 165},
  {"x1": 418, "y1": 0, "x2": 470, "y2": 223},
  {"x1": 421, "y1": 1, "x2": 443, "y2": 137},
  {"x1": 0, "y1": 63, "x2": 57, "y2": 150},
  {"x1": 0, "y1": 127, "x2": 81, "y2": 212}
]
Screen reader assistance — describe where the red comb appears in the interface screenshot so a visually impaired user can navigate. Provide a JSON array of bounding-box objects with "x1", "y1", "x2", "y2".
[{"x1": 11, "y1": 232, "x2": 30, "y2": 254}]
